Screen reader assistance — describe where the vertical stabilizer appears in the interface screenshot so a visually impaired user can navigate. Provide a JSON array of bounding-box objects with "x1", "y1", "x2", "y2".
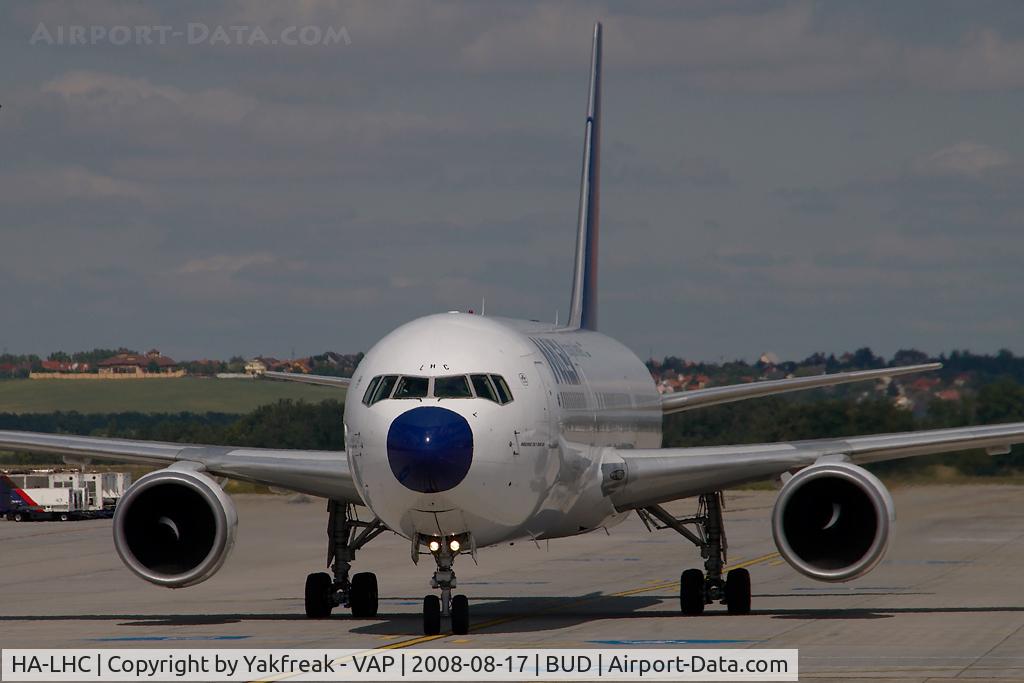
[{"x1": 567, "y1": 22, "x2": 602, "y2": 331}]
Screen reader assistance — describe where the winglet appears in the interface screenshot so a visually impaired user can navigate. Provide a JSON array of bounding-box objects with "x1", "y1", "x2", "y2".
[{"x1": 567, "y1": 22, "x2": 602, "y2": 331}]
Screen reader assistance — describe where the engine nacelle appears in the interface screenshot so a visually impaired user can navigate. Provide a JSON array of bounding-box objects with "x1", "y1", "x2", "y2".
[
  {"x1": 771, "y1": 461, "x2": 894, "y2": 582},
  {"x1": 113, "y1": 465, "x2": 237, "y2": 588}
]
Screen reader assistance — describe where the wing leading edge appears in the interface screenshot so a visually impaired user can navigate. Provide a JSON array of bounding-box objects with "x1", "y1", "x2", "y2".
[
  {"x1": 0, "y1": 431, "x2": 359, "y2": 502},
  {"x1": 603, "y1": 421, "x2": 1024, "y2": 510},
  {"x1": 660, "y1": 363, "x2": 940, "y2": 414}
]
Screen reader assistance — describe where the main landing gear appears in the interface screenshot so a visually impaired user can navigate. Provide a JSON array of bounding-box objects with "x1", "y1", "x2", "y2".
[
  {"x1": 305, "y1": 501, "x2": 386, "y2": 619},
  {"x1": 638, "y1": 491, "x2": 752, "y2": 616},
  {"x1": 415, "y1": 534, "x2": 470, "y2": 635}
]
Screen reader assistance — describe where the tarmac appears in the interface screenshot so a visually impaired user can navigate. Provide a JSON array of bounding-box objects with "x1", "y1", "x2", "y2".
[{"x1": 2, "y1": 485, "x2": 1023, "y2": 681}]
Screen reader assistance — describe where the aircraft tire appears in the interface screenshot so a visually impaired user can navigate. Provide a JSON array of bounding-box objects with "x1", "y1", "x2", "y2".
[
  {"x1": 451, "y1": 594, "x2": 469, "y2": 635},
  {"x1": 304, "y1": 572, "x2": 334, "y2": 619},
  {"x1": 350, "y1": 572, "x2": 379, "y2": 618},
  {"x1": 725, "y1": 568, "x2": 751, "y2": 615},
  {"x1": 423, "y1": 595, "x2": 441, "y2": 635},
  {"x1": 680, "y1": 568, "x2": 705, "y2": 615}
]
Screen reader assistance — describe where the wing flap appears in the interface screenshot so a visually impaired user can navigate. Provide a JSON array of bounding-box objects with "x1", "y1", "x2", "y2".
[
  {"x1": 660, "y1": 363, "x2": 940, "y2": 414},
  {"x1": 0, "y1": 431, "x2": 358, "y2": 502},
  {"x1": 608, "y1": 421, "x2": 1024, "y2": 509}
]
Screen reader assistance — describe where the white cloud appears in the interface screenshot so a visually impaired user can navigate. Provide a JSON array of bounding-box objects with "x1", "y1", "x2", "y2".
[
  {"x1": 43, "y1": 71, "x2": 258, "y2": 125},
  {"x1": 179, "y1": 253, "x2": 278, "y2": 274},
  {"x1": 912, "y1": 141, "x2": 1011, "y2": 178},
  {"x1": 0, "y1": 166, "x2": 154, "y2": 203}
]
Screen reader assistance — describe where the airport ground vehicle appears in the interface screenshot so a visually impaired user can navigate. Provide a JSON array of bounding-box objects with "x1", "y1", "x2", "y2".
[
  {"x1": 1, "y1": 471, "x2": 131, "y2": 521},
  {"x1": 2, "y1": 485, "x2": 86, "y2": 521}
]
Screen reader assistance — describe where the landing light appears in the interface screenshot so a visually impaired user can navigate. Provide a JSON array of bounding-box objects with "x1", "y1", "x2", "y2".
[
  {"x1": 449, "y1": 539, "x2": 461, "y2": 552},
  {"x1": 428, "y1": 540, "x2": 441, "y2": 553}
]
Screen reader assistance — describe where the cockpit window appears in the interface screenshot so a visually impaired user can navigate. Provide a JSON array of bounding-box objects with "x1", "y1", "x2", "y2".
[
  {"x1": 362, "y1": 373, "x2": 513, "y2": 405},
  {"x1": 491, "y1": 374, "x2": 513, "y2": 404},
  {"x1": 362, "y1": 376, "x2": 381, "y2": 406},
  {"x1": 435, "y1": 375, "x2": 473, "y2": 399},
  {"x1": 470, "y1": 374, "x2": 498, "y2": 403},
  {"x1": 371, "y1": 375, "x2": 398, "y2": 404},
  {"x1": 394, "y1": 375, "x2": 429, "y2": 399}
]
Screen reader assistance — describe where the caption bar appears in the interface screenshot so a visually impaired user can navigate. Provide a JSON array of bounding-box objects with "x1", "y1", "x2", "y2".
[{"x1": 1, "y1": 649, "x2": 796, "y2": 682}]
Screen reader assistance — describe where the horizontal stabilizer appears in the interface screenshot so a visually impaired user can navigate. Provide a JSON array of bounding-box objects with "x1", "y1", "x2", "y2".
[
  {"x1": 661, "y1": 363, "x2": 941, "y2": 414},
  {"x1": 262, "y1": 370, "x2": 351, "y2": 389}
]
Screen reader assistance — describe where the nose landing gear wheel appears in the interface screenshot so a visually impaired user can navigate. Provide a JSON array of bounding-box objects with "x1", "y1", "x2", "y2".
[
  {"x1": 423, "y1": 595, "x2": 441, "y2": 635},
  {"x1": 725, "y1": 568, "x2": 751, "y2": 615},
  {"x1": 305, "y1": 572, "x2": 334, "y2": 619},
  {"x1": 680, "y1": 568, "x2": 705, "y2": 615},
  {"x1": 450, "y1": 594, "x2": 469, "y2": 635},
  {"x1": 350, "y1": 572, "x2": 379, "y2": 618}
]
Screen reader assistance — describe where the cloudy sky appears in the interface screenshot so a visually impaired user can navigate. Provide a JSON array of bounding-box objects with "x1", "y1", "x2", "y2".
[{"x1": 2, "y1": 1, "x2": 1024, "y2": 362}]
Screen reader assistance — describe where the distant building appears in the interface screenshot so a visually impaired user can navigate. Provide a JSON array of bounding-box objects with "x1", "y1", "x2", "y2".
[
  {"x1": 98, "y1": 349, "x2": 180, "y2": 376},
  {"x1": 40, "y1": 360, "x2": 90, "y2": 373},
  {"x1": 245, "y1": 358, "x2": 268, "y2": 376},
  {"x1": 245, "y1": 356, "x2": 311, "y2": 375}
]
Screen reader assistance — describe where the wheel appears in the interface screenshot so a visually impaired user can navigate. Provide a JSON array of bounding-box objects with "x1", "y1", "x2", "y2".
[
  {"x1": 451, "y1": 594, "x2": 469, "y2": 635},
  {"x1": 304, "y1": 572, "x2": 334, "y2": 618},
  {"x1": 13, "y1": 512, "x2": 24, "y2": 523},
  {"x1": 350, "y1": 572, "x2": 378, "y2": 618},
  {"x1": 725, "y1": 568, "x2": 751, "y2": 615},
  {"x1": 423, "y1": 595, "x2": 441, "y2": 635},
  {"x1": 680, "y1": 568, "x2": 705, "y2": 615},
  {"x1": 59, "y1": 514, "x2": 69, "y2": 522}
]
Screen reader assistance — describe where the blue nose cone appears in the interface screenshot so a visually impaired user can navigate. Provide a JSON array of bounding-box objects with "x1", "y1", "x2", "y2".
[{"x1": 387, "y1": 407, "x2": 473, "y2": 493}]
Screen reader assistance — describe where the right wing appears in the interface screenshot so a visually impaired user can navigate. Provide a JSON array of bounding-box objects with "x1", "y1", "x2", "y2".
[
  {"x1": 0, "y1": 431, "x2": 359, "y2": 502},
  {"x1": 604, "y1": 421, "x2": 1024, "y2": 510},
  {"x1": 262, "y1": 370, "x2": 351, "y2": 389},
  {"x1": 660, "y1": 363, "x2": 940, "y2": 414}
]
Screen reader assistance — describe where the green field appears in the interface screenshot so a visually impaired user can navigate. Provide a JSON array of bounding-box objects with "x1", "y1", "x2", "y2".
[{"x1": 0, "y1": 378, "x2": 344, "y2": 414}]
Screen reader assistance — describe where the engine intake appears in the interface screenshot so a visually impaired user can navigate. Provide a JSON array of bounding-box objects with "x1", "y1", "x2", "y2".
[
  {"x1": 113, "y1": 465, "x2": 237, "y2": 588},
  {"x1": 771, "y1": 461, "x2": 894, "y2": 582}
]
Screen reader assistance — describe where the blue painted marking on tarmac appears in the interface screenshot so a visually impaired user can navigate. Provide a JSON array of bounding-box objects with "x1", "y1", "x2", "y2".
[
  {"x1": 89, "y1": 636, "x2": 250, "y2": 642},
  {"x1": 589, "y1": 639, "x2": 757, "y2": 645}
]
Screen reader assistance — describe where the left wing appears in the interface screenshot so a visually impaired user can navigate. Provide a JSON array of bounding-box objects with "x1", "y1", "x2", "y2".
[
  {"x1": 262, "y1": 370, "x2": 351, "y2": 389},
  {"x1": 0, "y1": 431, "x2": 359, "y2": 502},
  {"x1": 661, "y1": 363, "x2": 939, "y2": 414},
  {"x1": 603, "y1": 421, "x2": 1024, "y2": 510}
]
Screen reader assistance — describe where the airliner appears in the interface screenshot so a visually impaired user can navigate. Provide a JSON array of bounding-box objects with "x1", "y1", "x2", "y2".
[{"x1": 3, "y1": 23, "x2": 1024, "y2": 636}]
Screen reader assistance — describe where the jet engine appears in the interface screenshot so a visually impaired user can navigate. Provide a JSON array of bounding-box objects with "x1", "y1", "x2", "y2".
[
  {"x1": 113, "y1": 465, "x2": 237, "y2": 588},
  {"x1": 771, "y1": 461, "x2": 894, "y2": 582}
]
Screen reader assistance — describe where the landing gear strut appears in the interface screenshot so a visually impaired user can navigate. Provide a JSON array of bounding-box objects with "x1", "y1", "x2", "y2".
[
  {"x1": 416, "y1": 535, "x2": 470, "y2": 635},
  {"x1": 305, "y1": 500, "x2": 385, "y2": 619},
  {"x1": 638, "y1": 491, "x2": 751, "y2": 615}
]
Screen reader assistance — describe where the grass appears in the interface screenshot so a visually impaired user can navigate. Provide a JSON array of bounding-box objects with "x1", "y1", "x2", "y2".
[{"x1": 0, "y1": 377, "x2": 344, "y2": 414}]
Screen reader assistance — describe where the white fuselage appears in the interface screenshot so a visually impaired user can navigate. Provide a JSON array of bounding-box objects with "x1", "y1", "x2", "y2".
[{"x1": 343, "y1": 312, "x2": 661, "y2": 547}]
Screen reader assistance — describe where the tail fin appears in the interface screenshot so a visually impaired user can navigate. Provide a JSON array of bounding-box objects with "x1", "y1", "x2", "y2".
[{"x1": 568, "y1": 22, "x2": 602, "y2": 331}]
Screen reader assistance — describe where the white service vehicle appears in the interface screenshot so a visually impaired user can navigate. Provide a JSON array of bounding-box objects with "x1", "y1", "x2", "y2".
[{"x1": 3, "y1": 486, "x2": 87, "y2": 522}]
